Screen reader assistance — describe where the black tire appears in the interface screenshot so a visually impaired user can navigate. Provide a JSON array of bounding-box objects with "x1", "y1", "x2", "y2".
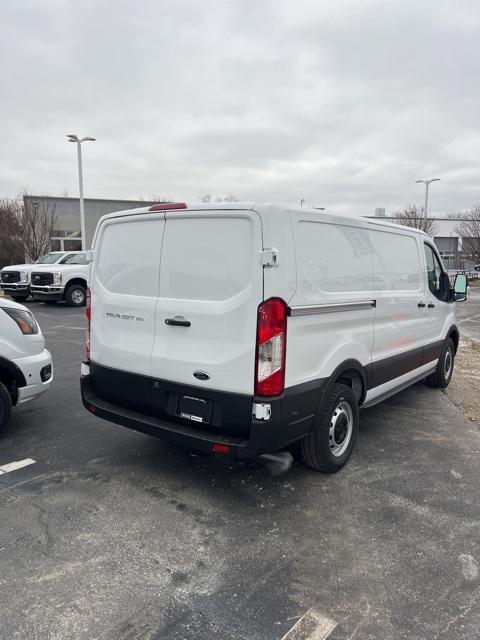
[
  {"x1": 10, "y1": 294, "x2": 29, "y2": 302},
  {"x1": 425, "y1": 337, "x2": 455, "y2": 389},
  {"x1": 0, "y1": 381, "x2": 12, "y2": 433},
  {"x1": 301, "y1": 383, "x2": 359, "y2": 472},
  {"x1": 64, "y1": 284, "x2": 86, "y2": 307}
]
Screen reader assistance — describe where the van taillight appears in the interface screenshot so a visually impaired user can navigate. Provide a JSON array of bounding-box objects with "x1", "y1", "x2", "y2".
[
  {"x1": 255, "y1": 298, "x2": 287, "y2": 397},
  {"x1": 85, "y1": 288, "x2": 91, "y2": 361}
]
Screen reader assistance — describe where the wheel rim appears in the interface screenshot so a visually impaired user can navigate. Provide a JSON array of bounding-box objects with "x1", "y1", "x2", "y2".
[
  {"x1": 329, "y1": 400, "x2": 354, "y2": 457},
  {"x1": 72, "y1": 289, "x2": 85, "y2": 305},
  {"x1": 444, "y1": 346, "x2": 453, "y2": 380}
]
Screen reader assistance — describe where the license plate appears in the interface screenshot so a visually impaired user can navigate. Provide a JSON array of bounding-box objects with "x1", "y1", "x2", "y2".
[{"x1": 177, "y1": 395, "x2": 212, "y2": 424}]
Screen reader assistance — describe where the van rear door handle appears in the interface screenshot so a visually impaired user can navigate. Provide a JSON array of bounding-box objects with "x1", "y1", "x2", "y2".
[
  {"x1": 428, "y1": 303, "x2": 435, "y2": 309},
  {"x1": 417, "y1": 302, "x2": 426, "y2": 308},
  {"x1": 165, "y1": 317, "x2": 191, "y2": 327}
]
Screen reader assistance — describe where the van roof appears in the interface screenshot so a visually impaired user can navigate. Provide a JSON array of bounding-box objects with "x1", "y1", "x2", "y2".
[{"x1": 96, "y1": 202, "x2": 428, "y2": 238}]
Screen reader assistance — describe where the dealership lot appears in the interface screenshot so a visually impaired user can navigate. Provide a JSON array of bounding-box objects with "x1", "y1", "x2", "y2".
[{"x1": 0, "y1": 301, "x2": 479, "y2": 639}]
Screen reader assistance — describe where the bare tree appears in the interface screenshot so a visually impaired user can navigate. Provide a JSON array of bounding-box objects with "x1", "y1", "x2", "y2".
[
  {"x1": 147, "y1": 194, "x2": 173, "y2": 203},
  {"x1": 455, "y1": 205, "x2": 480, "y2": 263},
  {"x1": 199, "y1": 194, "x2": 239, "y2": 203},
  {"x1": 0, "y1": 198, "x2": 24, "y2": 267},
  {"x1": 215, "y1": 193, "x2": 239, "y2": 202},
  {"x1": 394, "y1": 204, "x2": 438, "y2": 236},
  {"x1": 21, "y1": 197, "x2": 58, "y2": 261}
]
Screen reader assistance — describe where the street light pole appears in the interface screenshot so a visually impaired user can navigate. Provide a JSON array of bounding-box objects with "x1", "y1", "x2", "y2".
[
  {"x1": 415, "y1": 177, "x2": 440, "y2": 216},
  {"x1": 67, "y1": 134, "x2": 96, "y2": 251}
]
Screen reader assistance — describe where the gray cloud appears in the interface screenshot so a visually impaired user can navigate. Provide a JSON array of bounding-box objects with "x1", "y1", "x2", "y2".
[{"x1": 1, "y1": 0, "x2": 479, "y2": 215}]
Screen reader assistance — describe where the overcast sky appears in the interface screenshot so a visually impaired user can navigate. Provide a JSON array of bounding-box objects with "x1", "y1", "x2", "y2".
[{"x1": 1, "y1": 0, "x2": 479, "y2": 216}]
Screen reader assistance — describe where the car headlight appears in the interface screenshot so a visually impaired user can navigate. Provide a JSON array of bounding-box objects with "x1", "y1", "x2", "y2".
[
  {"x1": 20, "y1": 270, "x2": 28, "y2": 283},
  {"x1": 2, "y1": 308, "x2": 39, "y2": 335},
  {"x1": 53, "y1": 272, "x2": 62, "y2": 285}
]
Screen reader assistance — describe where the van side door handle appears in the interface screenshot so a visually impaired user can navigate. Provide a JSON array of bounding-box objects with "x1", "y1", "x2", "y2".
[
  {"x1": 417, "y1": 302, "x2": 426, "y2": 308},
  {"x1": 165, "y1": 317, "x2": 191, "y2": 327},
  {"x1": 428, "y1": 303, "x2": 435, "y2": 309}
]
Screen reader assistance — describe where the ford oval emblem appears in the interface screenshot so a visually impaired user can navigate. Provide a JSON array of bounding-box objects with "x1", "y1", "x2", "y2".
[{"x1": 193, "y1": 371, "x2": 210, "y2": 381}]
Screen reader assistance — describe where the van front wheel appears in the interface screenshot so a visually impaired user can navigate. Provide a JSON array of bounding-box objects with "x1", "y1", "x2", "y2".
[
  {"x1": 425, "y1": 337, "x2": 455, "y2": 389},
  {"x1": 301, "y1": 383, "x2": 358, "y2": 472}
]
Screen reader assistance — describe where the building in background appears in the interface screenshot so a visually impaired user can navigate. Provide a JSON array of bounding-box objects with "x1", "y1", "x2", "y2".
[{"x1": 23, "y1": 196, "x2": 155, "y2": 251}]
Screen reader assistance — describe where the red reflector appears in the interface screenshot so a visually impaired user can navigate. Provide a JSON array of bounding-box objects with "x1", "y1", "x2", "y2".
[
  {"x1": 212, "y1": 443, "x2": 231, "y2": 454},
  {"x1": 148, "y1": 202, "x2": 187, "y2": 212},
  {"x1": 88, "y1": 404, "x2": 96, "y2": 414}
]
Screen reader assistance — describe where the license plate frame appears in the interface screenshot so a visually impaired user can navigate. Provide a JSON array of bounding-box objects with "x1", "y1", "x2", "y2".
[{"x1": 177, "y1": 395, "x2": 212, "y2": 424}]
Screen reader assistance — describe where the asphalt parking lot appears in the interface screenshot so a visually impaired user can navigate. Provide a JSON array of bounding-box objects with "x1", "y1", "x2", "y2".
[
  {"x1": 456, "y1": 284, "x2": 480, "y2": 341},
  {"x1": 1, "y1": 300, "x2": 479, "y2": 640}
]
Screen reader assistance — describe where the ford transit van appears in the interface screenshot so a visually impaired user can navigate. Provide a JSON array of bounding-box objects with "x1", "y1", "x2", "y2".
[{"x1": 80, "y1": 202, "x2": 468, "y2": 471}]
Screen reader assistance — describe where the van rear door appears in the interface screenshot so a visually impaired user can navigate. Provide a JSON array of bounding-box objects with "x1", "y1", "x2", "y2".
[
  {"x1": 90, "y1": 213, "x2": 165, "y2": 380},
  {"x1": 150, "y1": 209, "x2": 263, "y2": 395}
]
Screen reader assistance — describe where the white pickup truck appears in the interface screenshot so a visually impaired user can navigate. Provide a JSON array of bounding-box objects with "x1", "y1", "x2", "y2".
[
  {"x1": 30, "y1": 252, "x2": 89, "y2": 307},
  {"x1": 1, "y1": 251, "x2": 83, "y2": 302}
]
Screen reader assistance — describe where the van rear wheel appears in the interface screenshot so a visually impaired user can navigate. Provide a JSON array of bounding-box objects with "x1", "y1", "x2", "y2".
[
  {"x1": 425, "y1": 337, "x2": 455, "y2": 389},
  {"x1": 301, "y1": 383, "x2": 358, "y2": 472}
]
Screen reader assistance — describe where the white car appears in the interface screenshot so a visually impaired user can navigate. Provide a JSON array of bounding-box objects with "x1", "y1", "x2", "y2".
[
  {"x1": 0, "y1": 298, "x2": 53, "y2": 431},
  {"x1": 30, "y1": 252, "x2": 89, "y2": 307},
  {"x1": 1, "y1": 251, "x2": 83, "y2": 303},
  {"x1": 81, "y1": 202, "x2": 468, "y2": 471}
]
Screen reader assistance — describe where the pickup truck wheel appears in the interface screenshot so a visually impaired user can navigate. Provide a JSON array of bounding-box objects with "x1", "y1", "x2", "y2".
[
  {"x1": 301, "y1": 383, "x2": 358, "y2": 472},
  {"x1": 425, "y1": 337, "x2": 455, "y2": 389},
  {"x1": 0, "y1": 381, "x2": 12, "y2": 433},
  {"x1": 65, "y1": 284, "x2": 86, "y2": 307},
  {"x1": 10, "y1": 294, "x2": 29, "y2": 302}
]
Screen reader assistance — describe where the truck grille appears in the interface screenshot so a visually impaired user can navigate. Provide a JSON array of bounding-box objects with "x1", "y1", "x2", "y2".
[
  {"x1": 1, "y1": 271, "x2": 20, "y2": 283},
  {"x1": 31, "y1": 272, "x2": 54, "y2": 286}
]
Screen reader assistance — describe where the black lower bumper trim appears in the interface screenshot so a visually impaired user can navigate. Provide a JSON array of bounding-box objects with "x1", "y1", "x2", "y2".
[
  {"x1": 81, "y1": 374, "x2": 254, "y2": 456},
  {"x1": 31, "y1": 291, "x2": 64, "y2": 301}
]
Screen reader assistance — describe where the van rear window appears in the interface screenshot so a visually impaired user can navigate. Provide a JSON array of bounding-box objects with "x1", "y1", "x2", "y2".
[
  {"x1": 159, "y1": 217, "x2": 253, "y2": 301},
  {"x1": 96, "y1": 219, "x2": 163, "y2": 297}
]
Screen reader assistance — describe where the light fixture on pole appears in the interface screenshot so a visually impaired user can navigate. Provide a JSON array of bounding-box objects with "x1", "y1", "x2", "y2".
[
  {"x1": 415, "y1": 178, "x2": 440, "y2": 216},
  {"x1": 67, "y1": 134, "x2": 96, "y2": 251}
]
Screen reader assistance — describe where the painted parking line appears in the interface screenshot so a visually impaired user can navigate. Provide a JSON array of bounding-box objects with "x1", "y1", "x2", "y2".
[
  {"x1": 0, "y1": 458, "x2": 36, "y2": 475},
  {"x1": 281, "y1": 609, "x2": 336, "y2": 640}
]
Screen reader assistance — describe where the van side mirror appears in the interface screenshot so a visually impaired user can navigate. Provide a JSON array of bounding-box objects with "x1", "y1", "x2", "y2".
[{"x1": 452, "y1": 273, "x2": 468, "y2": 301}]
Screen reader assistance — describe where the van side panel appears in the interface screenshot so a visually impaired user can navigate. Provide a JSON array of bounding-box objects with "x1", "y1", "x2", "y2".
[
  {"x1": 286, "y1": 215, "x2": 376, "y2": 388},
  {"x1": 369, "y1": 228, "x2": 427, "y2": 383}
]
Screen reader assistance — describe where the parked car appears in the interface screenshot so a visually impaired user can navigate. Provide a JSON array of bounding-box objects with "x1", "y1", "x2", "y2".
[
  {"x1": 0, "y1": 251, "x2": 83, "y2": 302},
  {"x1": 475, "y1": 264, "x2": 480, "y2": 272},
  {"x1": 30, "y1": 252, "x2": 89, "y2": 306},
  {"x1": 81, "y1": 202, "x2": 468, "y2": 472},
  {"x1": 0, "y1": 298, "x2": 53, "y2": 431}
]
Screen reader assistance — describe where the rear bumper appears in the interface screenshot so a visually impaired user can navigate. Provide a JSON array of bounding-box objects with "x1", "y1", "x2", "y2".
[
  {"x1": 31, "y1": 285, "x2": 65, "y2": 300},
  {"x1": 80, "y1": 363, "x2": 325, "y2": 458}
]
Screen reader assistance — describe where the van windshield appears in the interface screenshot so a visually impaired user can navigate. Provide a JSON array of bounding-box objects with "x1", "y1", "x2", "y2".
[{"x1": 36, "y1": 253, "x2": 63, "y2": 264}]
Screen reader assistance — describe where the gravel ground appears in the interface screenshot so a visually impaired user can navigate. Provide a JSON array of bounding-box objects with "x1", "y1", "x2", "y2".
[{"x1": 446, "y1": 338, "x2": 480, "y2": 425}]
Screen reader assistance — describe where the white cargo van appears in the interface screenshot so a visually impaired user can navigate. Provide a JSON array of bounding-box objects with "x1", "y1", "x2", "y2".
[{"x1": 81, "y1": 202, "x2": 468, "y2": 471}]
